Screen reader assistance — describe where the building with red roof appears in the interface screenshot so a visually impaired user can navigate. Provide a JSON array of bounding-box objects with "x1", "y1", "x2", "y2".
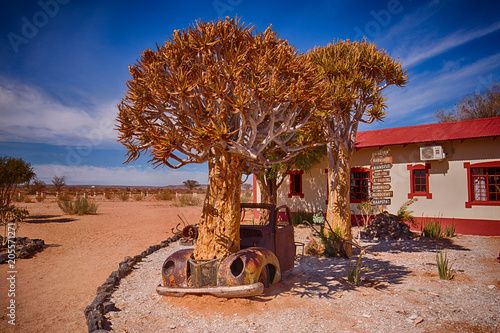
[{"x1": 257, "y1": 117, "x2": 500, "y2": 236}]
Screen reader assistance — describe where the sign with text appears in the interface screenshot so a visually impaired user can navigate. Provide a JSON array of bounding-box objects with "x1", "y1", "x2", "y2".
[
  {"x1": 372, "y1": 170, "x2": 390, "y2": 177},
  {"x1": 372, "y1": 198, "x2": 391, "y2": 205},
  {"x1": 370, "y1": 156, "x2": 393, "y2": 164},
  {"x1": 370, "y1": 148, "x2": 393, "y2": 206},
  {"x1": 371, "y1": 163, "x2": 392, "y2": 171},
  {"x1": 372, "y1": 191, "x2": 393, "y2": 198},
  {"x1": 372, "y1": 184, "x2": 391, "y2": 191},
  {"x1": 372, "y1": 176, "x2": 391, "y2": 184},
  {"x1": 372, "y1": 148, "x2": 390, "y2": 158}
]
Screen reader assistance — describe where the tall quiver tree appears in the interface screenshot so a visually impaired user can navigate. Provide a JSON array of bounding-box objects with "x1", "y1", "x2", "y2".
[
  {"x1": 307, "y1": 40, "x2": 408, "y2": 255},
  {"x1": 117, "y1": 18, "x2": 322, "y2": 260}
]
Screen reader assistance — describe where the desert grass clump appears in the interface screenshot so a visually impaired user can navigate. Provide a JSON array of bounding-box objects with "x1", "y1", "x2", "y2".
[
  {"x1": 444, "y1": 224, "x2": 456, "y2": 237},
  {"x1": 423, "y1": 220, "x2": 442, "y2": 238},
  {"x1": 134, "y1": 193, "x2": 143, "y2": 201},
  {"x1": 347, "y1": 250, "x2": 370, "y2": 285},
  {"x1": 155, "y1": 190, "x2": 175, "y2": 201},
  {"x1": 436, "y1": 249, "x2": 454, "y2": 280},
  {"x1": 118, "y1": 192, "x2": 129, "y2": 201},
  {"x1": 174, "y1": 194, "x2": 201, "y2": 207},
  {"x1": 305, "y1": 238, "x2": 321, "y2": 256},
  {"x1": 292, "y1": 209, "x2": 313, "y2": 226},
  {"x1": 58, "y1": 197, "x2": 98, "y2": 216}
]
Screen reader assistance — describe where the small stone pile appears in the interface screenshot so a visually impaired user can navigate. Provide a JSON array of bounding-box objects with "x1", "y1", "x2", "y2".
[
  {"x1": 361, "y1": 212, "x2": 413, "y2": 240},
  {"x1": 0, "y1": 237, "x2": 45, "y2": 264}
]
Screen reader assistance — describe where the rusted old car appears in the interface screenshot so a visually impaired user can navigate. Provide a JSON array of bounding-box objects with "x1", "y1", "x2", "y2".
[{"x1": 156, "y1": 203, "x2": 296, "y2": 297}]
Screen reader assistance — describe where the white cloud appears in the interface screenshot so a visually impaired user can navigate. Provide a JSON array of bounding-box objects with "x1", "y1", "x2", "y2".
[
  {"x1": 361, "y1": 52, "x2": 500, "y2": 130},
  {"x1": 33, "y1": 164, "x2": 209, "y2": 187},
  {"x1": 0, "y1": 77, "x2": 119, "y2": 146},
  {"x1": 400, "y1": 21, "x2": 500, "y2": 67}
]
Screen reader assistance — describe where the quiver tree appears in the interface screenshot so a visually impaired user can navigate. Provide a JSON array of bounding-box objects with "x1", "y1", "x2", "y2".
[
  {"x1": 307, "y1": 39, "x2": 408, "y2": 255},
  {"x1": 117, "y1": 18, "x2": 323, "y2": 259}
]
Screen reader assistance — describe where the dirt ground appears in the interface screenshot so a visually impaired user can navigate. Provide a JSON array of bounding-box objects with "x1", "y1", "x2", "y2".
[
  {"x1": 0, "y1": 199, "x2": 202, "y2": 333},
  {"x1": 0, "y1": 199, "x2": 499, "y2": 333}
]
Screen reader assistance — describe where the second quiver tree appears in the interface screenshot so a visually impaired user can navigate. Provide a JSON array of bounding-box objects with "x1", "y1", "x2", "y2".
[
  {"x1": 307, "y1": 39, "x2": 408, "y2": 255},
  {"x1": 117, "y1": 18, "x2": 324, "y2": 260}
]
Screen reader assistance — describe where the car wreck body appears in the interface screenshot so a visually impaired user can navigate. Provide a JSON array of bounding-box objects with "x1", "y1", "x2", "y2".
[{"x1": 157, "y1": 203, "x2": 295, "y2": 298}]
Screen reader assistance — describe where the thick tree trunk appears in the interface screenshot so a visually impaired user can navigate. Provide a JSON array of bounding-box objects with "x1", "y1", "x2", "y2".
[
  {"x1": 256, "y1": 174, "x2": 278, "y2": 205},
  {"x1": 193, "y1": 149, "x2": 244, "y2": 260},
  {"x1": 326, "y1": 143, "x2": 353, "y2": 256}
]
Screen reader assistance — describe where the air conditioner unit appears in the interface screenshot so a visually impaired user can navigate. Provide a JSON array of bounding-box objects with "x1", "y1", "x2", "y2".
[{"x1": 420, "y1": 146, "x2": 445, "y2": 161}]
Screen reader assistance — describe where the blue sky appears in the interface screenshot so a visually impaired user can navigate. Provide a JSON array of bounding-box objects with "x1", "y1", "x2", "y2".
[{"x1": 1, "y1": 0, "x2": 500, "y2": 186}]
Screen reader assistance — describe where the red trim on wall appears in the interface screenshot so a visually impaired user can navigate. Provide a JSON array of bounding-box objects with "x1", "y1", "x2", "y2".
[
  {"x1": 288, "y1": 170, "x2": 304, "y2": 198},
  {"x1": 349, "y1": 214, "x2": 500, "y2": 236},
  {"x1": 412, "y1": 216, "x2": 500, "y2": 236},
  {"x1": 407, "y1": 163, "x2": 432, "y2": 199}
]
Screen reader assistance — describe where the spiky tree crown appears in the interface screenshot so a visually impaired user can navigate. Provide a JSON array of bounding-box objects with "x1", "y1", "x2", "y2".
[{"x1": 117, "y1": 17, "x2": 324, "y2": 173}]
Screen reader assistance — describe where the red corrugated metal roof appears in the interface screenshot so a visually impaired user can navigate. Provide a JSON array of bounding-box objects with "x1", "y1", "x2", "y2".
[{"x1": 354, "y1": 117, "x2": 500, "y2": 148}]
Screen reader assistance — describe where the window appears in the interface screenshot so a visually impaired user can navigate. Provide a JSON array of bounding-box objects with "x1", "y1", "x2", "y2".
[
  {"x1": 407, "y1": 164, "x2": 432, "y2": 199},
  {"x1": 288, "y1": 170, "x2": 304, "y2": 198},
  {"x1": 464, "y1": 161, "x2": 500, "y2": 208},
  {"x1": 350, "y1": 168, "x2": 370, "y2": 202}
]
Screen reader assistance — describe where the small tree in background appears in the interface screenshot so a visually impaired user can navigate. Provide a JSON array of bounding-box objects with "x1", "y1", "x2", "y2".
[
  {"x1": 435, "y1": 81, "x2": 500, "y2": 122},
  {"x1": 0, "y1": 156, "x2": 35, "y2": 206},
  {"x1": 183, "y1": 179, "x2": 200, "y2": 190},
  {"x1": 117, "y1": 18, "x2": 324, "y2": 259},
  {"x1": 0, "y1": 156, "x2": 34, "y2": 245},
  {"x1": 52, "y1": 175, "x2": 66, "y2": 191},
  {"x1": 307, "y1": 39, "x2": 408, "y2": 255}
]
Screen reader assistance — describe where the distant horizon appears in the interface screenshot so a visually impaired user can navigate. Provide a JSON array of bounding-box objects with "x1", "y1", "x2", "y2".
[{"x1": 2, "y1": 1, "x2": 500, "y2": 186}]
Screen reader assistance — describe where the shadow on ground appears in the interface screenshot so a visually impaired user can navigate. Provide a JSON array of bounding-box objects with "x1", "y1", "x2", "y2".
[
  {"x1": 258, "y1": 236, "x2": 470, "y2": 301},
  {"x1": 25, "y1": 214, "x2": 76, "y2": 223}
]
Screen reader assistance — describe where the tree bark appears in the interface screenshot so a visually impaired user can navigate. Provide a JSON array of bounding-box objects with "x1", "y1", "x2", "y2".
[
  {"x1": 193, "y1": 148, "x2": 244, "y2": 260},
  {"x1": 326, "y1": 143, "x2": 353, "y2": 256}
]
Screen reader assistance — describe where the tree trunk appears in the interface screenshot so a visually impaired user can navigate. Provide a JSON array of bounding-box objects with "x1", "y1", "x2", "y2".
[
  {"x1": 256, "y1": 174, "x2": 278, "y2": 205},
  {"x1": 326, "y1": 143, "x2": 353, "y2": 256},
  {"x1": 193, "y1": 148, "x2": 244, "y2": 260}
]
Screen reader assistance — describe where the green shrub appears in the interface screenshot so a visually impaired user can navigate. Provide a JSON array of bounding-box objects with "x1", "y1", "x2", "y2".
[
  {"x1": 134, "y1": 194, "x2": 143, "y2": 201},
  {"x1": 104, "y1": 192, "x2": 114, "y2": 200},
  {"x1": 436, "y1": 249, "x2": 453, "y2": 280},
  {"x1": 444, "y1": 224, "x2": 456, "y2": 237},
  {"x1": 292, "y1": 209, "x2": 313, "y2": 225},
  {"x1": 319, "y1": 226, "x2": 344, "y2": 257},
  {"x1": 423, "y1": 220, "x2": 442, "y2": 238},
  {"x1": 347, "y1": 251, "x2": 370, "y2": 285},
  {"x1": 58, "y1": 197, "x2": 98, "y2": 215},
  {"x1": 397, "y1": 198, "x2": 418, "y2": 225}
]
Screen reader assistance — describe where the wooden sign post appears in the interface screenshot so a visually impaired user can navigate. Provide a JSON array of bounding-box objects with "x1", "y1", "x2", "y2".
[{"x1": 370, "y1": 149, "x2": 393, "y2": 212}]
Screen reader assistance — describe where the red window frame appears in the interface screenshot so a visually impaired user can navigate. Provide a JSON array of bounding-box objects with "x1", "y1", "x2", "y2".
[
  {"x1": 407, "y1": 163, "x2": 432, "y2": 199},
  {"x1": 464, "y1": 161, "x2": 500, "y2": 208},
  {"x1": 288, "y1": 170, "x2": 304, "y2": 198},
  {"x1": 350, "y1": 167, "x2": 371, "y2": 203}
]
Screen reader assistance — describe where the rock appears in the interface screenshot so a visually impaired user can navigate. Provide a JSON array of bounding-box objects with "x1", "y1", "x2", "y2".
[
  {"x1": 414, "y1": 317, "x2": 424, "y2": 325},
  {"x1": 361, "y1": 212, "x2": 413, "y2": 240}
]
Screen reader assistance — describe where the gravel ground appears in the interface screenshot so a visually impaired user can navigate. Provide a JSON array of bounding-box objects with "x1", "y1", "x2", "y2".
[{"x1": 107, "y1": 229, "x2": 499, "y2": 332}]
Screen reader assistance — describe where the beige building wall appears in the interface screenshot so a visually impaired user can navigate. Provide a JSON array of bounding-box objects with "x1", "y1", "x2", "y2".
[{"x1": 271, "y1": 137, "x2": 500, "y2": 222}]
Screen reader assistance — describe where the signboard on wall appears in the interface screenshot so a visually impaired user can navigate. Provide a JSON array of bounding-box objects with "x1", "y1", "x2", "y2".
[{"x1": 370, "y1": 149, "x2": 392, "y2": 208}]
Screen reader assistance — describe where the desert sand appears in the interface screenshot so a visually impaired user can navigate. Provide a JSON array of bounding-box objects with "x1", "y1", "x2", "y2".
[
  {"x1": 0, "y1": 198, "x2": 202, "y2": 333},
  {"x1": 1, "y1": 198, "x2": 499, "y2": 332}
]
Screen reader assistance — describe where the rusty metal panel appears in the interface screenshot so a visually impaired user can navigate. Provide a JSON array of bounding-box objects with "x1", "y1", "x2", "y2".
[
  {"x1": 217, "y1": 247, "x2": 281, "y2": 287},
  {"x1": 161, "y1": 248, "x2": 193, "y2": 288}
]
